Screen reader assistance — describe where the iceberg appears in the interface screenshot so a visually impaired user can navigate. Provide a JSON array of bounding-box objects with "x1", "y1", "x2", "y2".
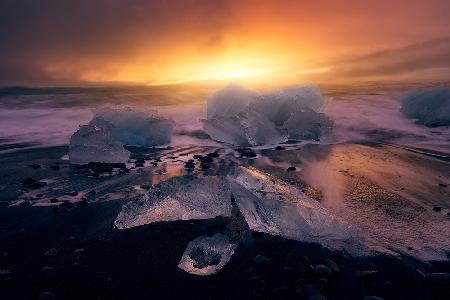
[
  {"x1": 250, "y1": 84, "x2": 325, "y2": 126},
  {"x1": 91, "y1": 107, "x2": 175, "y2": 146},
  {"x1": 228, "y1": 166, "x2": 359, "y2": 249},
  {"x1": 69, "y1": 124, "x2": 130, "y2": 165},
  {"x1": 178, "y1": 233, "x2": 236, "y2": 276},
  {"x1": 203, "y1": 84, "x2": 332, "y2": 146},
  {"x1": 202, "y1": 109, "x2": 287, "y2": 147},
  {"x1": 114, "y1": 176, "x2": 232, "y2": 229},
  {"x1": 283, "y1": 108, "x2": 333, "y2": 141},
  {"x1": 401, "y1": 87, "x2": 450, "y2": 127},
  {"x1": 207, "y1": 84, "x2": 257, "y2": 119}
]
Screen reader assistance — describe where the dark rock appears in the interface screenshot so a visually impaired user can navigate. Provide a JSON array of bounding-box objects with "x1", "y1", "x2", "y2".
[
  {"x1": 254, "y1": 254, "x2": 270, "y2": 264},
  {"x1": 193, "y1": 154, "x2": 203, "y2": 160},
  {"x1": 207, "y1": 152, "x2": 220, "y2": 158},
  {"x1": 238, "y1": 148, "x2": 257, "y2": 158},
  {"x1": 355, "y1": 270, "x2": 378, "y2": 281},
  {"x1": 87, "y1": 190, "x2": 97, "y2": 195},
  {"x1": 64, "y1": 191, "x2": 78, "y2": 196},
  {"x1": 287, "y1": 166, "x2": 297, "y2": 171},
  {"x1": 275, "y1": 146, "x2": 286, "y2": 150},
  {"x1": 438, "y1": 183, "x2": 448, "y2": 188},
  {"x1": 31, "y1": 181, "x2": 47, "y2": 189},
  {"x1": 30, "y1": 163, "x2": 41, "y2": 169},
  {"x1": 79, "y1": 199, "x2": 90, "y2": 206},
  {"x1": 23, "y1": 177, "x2": 37, "y2": 185},
  {"x1": 297, "y1": 285, "x2": 319, "y2": 298},
  {"x1": 49, "y1": 165, "x2": 60, "y2": 170},
  {"x1": 433, "y1": 206, "x2": 442, "y2": 212},
  {"x1": 82, "y1": 162, "x2": 127, "y2": 173},
  {"x1": 324, "y1": 259, "x2": 340, "y2": 273},
  {"x1": 44, "y1": 248, "x2": 58, "y2": 256},
  {"x1": 184, "y1": 160, "x2": 195, "y2": 169},
  {"x1": 312, "y1": 264, "x2": 332, "y2": 276},
  {"x1": 49, "y1": 198, "x2": 59, "y2": 203},
  {"x1": 41, "y1": 266, "x2": 54, "y2": 272},
  {"x1": 38, "y1": 291, "x2": 55, "y2": 300},
  {"x1": 35, "y1": 194, "x2": 44, "y2": 198},
  {"x1": 200, "y1": 156, "x2": 214, "y2": 164}
]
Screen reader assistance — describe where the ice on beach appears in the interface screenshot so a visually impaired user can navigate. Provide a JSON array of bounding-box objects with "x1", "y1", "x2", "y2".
[
  {"x1": 69, "y1": 124, "x2": 130, "y2": 165},
  {"x1": 114, "y1": 176, "x2": 232, "y2": 229},
  {"x1": 283, "y1": 108, "x2": 333, "y2": 140},
  {"x1": 228, "y1": 167, "x2": 359, "y2": 249},
  {"x1": 178, "y1": 233, "x2": 236, "y2": 276},
  {"x1": 203, "y1": 84, "x2": 331, "y2": 146},
  {"x1": 401, "y1": 87, "x2": 450, "y2": 127},
  {"x1": 202, "y1": 109, "x2": 288, "y2": 146},
  {"x1": 207, "y1": 84, "x2": 257, "y2": 119},
  {"x1": 251, "y1": 84, "x2": 325, "y2": 126},
  {"x1": 91, "y1": 107, "x2": 175, "y2": 146}
]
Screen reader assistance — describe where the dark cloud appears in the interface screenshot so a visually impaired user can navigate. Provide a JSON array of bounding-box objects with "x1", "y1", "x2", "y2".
[
  {"x1": 328, "y1": 37, "x2": 450, "y2": 80},
  {"x1": 0, "y1": 0, "x2": 234, "y2": 83}
]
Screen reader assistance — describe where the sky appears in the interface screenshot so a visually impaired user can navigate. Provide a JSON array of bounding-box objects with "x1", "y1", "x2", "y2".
[{"x1": 1, "y1": 0, "x2": 449, "y2": 85}]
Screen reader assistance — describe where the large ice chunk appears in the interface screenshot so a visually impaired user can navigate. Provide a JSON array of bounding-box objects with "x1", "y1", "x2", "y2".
[
  {"x1": 228, "y1": 166, "x2": 359, "y2": 250},
  {"x1": 203, "y1": 84, "x2": 331, "y2": 146},
  {"x1": 401, "y1": 87, "x2": 450, "y2": 127},
  {"x1": 91, "y1": 107, "x2": 175, "y2": 146},
  {"x1": 178, "y1": 233, "x2": 236, "y2": 276},
  {"x1": 69, "y1": 124, "x2": 130, "y2": 164},
  {"x1": 283, "y1": 108, "x2": 333, "y2": 141},
  {"x1": 251, "y1": 84, "x2": 325, "y2": 126},
  {"x1": 207, "y1": 84, "x2": 258, "y2": 119},
  {"x1": 202, "y1": 109, "x2": 287, "y2": 147},
  {"x1": 114, "y1": 176, "x2": 232, "y2": 229}
]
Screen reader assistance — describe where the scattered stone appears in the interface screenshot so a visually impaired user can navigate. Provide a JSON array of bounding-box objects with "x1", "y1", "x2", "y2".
[
  {"x1": 79, "y1": 199, "x2": 90, "y2": 206},
  {"x1": 44, "y1": 248, "x2": 58, "y2": 256},
  {"x1": 363, "y1": 296, "x2": 384, "y2": 300},
  {"x1": 312, "y1": 264, "x2": 332, "y2": 276},
  {"x1": 193, "y1": 154, "x2": 203, "y2": 160},
  {"x1": 81, "y1": 162, "x2": 127, "y2": 174},
  {"x1": 0, "y1": 269, "x2": 10, "y2": 276},
  {"x1": 275, "y1": 145, "x2": 286, "y2": 150},
  {"x1": 41, "y1": 266, "x2": 54, "y2": 272},
  {"x1": 184, "y1": 160, "x2": 195, "y2": 169},
  {"x1": 287, "y1": 166, "x2": 297, "y2": 171},
  {"x1": 38, "y1": 291, "x2": 55, "y2": 300},
  {"x1": 355, "y1": 270, "x2": 378, "y2": 281},
  {"x1": 297, "y1": 285, "x2": 319, "y2": 298},
  {"x1": 438, "y1": 183, "x2": 447, "y2": 188},
  {"x1": 425, "y1": 272, "x2": 450, "y2": 285},
  {"x1": 238, "y1": 148, "x2": 257, "y2": 158},
  {"x1": 35, "y1": 194, "x2": 44, "y2": 198},
  {"x1": 49, "y1": 198, "x2": 59, "y2": 203},
  {"x1": 64, "y1": 191, "x2": 78, "y2": 196},
  {"x1": 254, "y1": 254, "x2": 270, "y2": 265},
  {"x1": 207, "y1": 152, "x2": 220, "y2": 158},
  {"x1": 433, "y1": 206, "x2": 442, "y2": 212},
  {"x1": 324, "y1": 259, "x2": 340, "y2": 273},
  {"x1": 30, "y1": 163, "x2": 41, "y2": 169}
]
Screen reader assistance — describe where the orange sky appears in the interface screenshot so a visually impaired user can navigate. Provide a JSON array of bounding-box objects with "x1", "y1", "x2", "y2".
[{"x1": 1, "y1": 0, "x2": 449, "y2": 85}]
